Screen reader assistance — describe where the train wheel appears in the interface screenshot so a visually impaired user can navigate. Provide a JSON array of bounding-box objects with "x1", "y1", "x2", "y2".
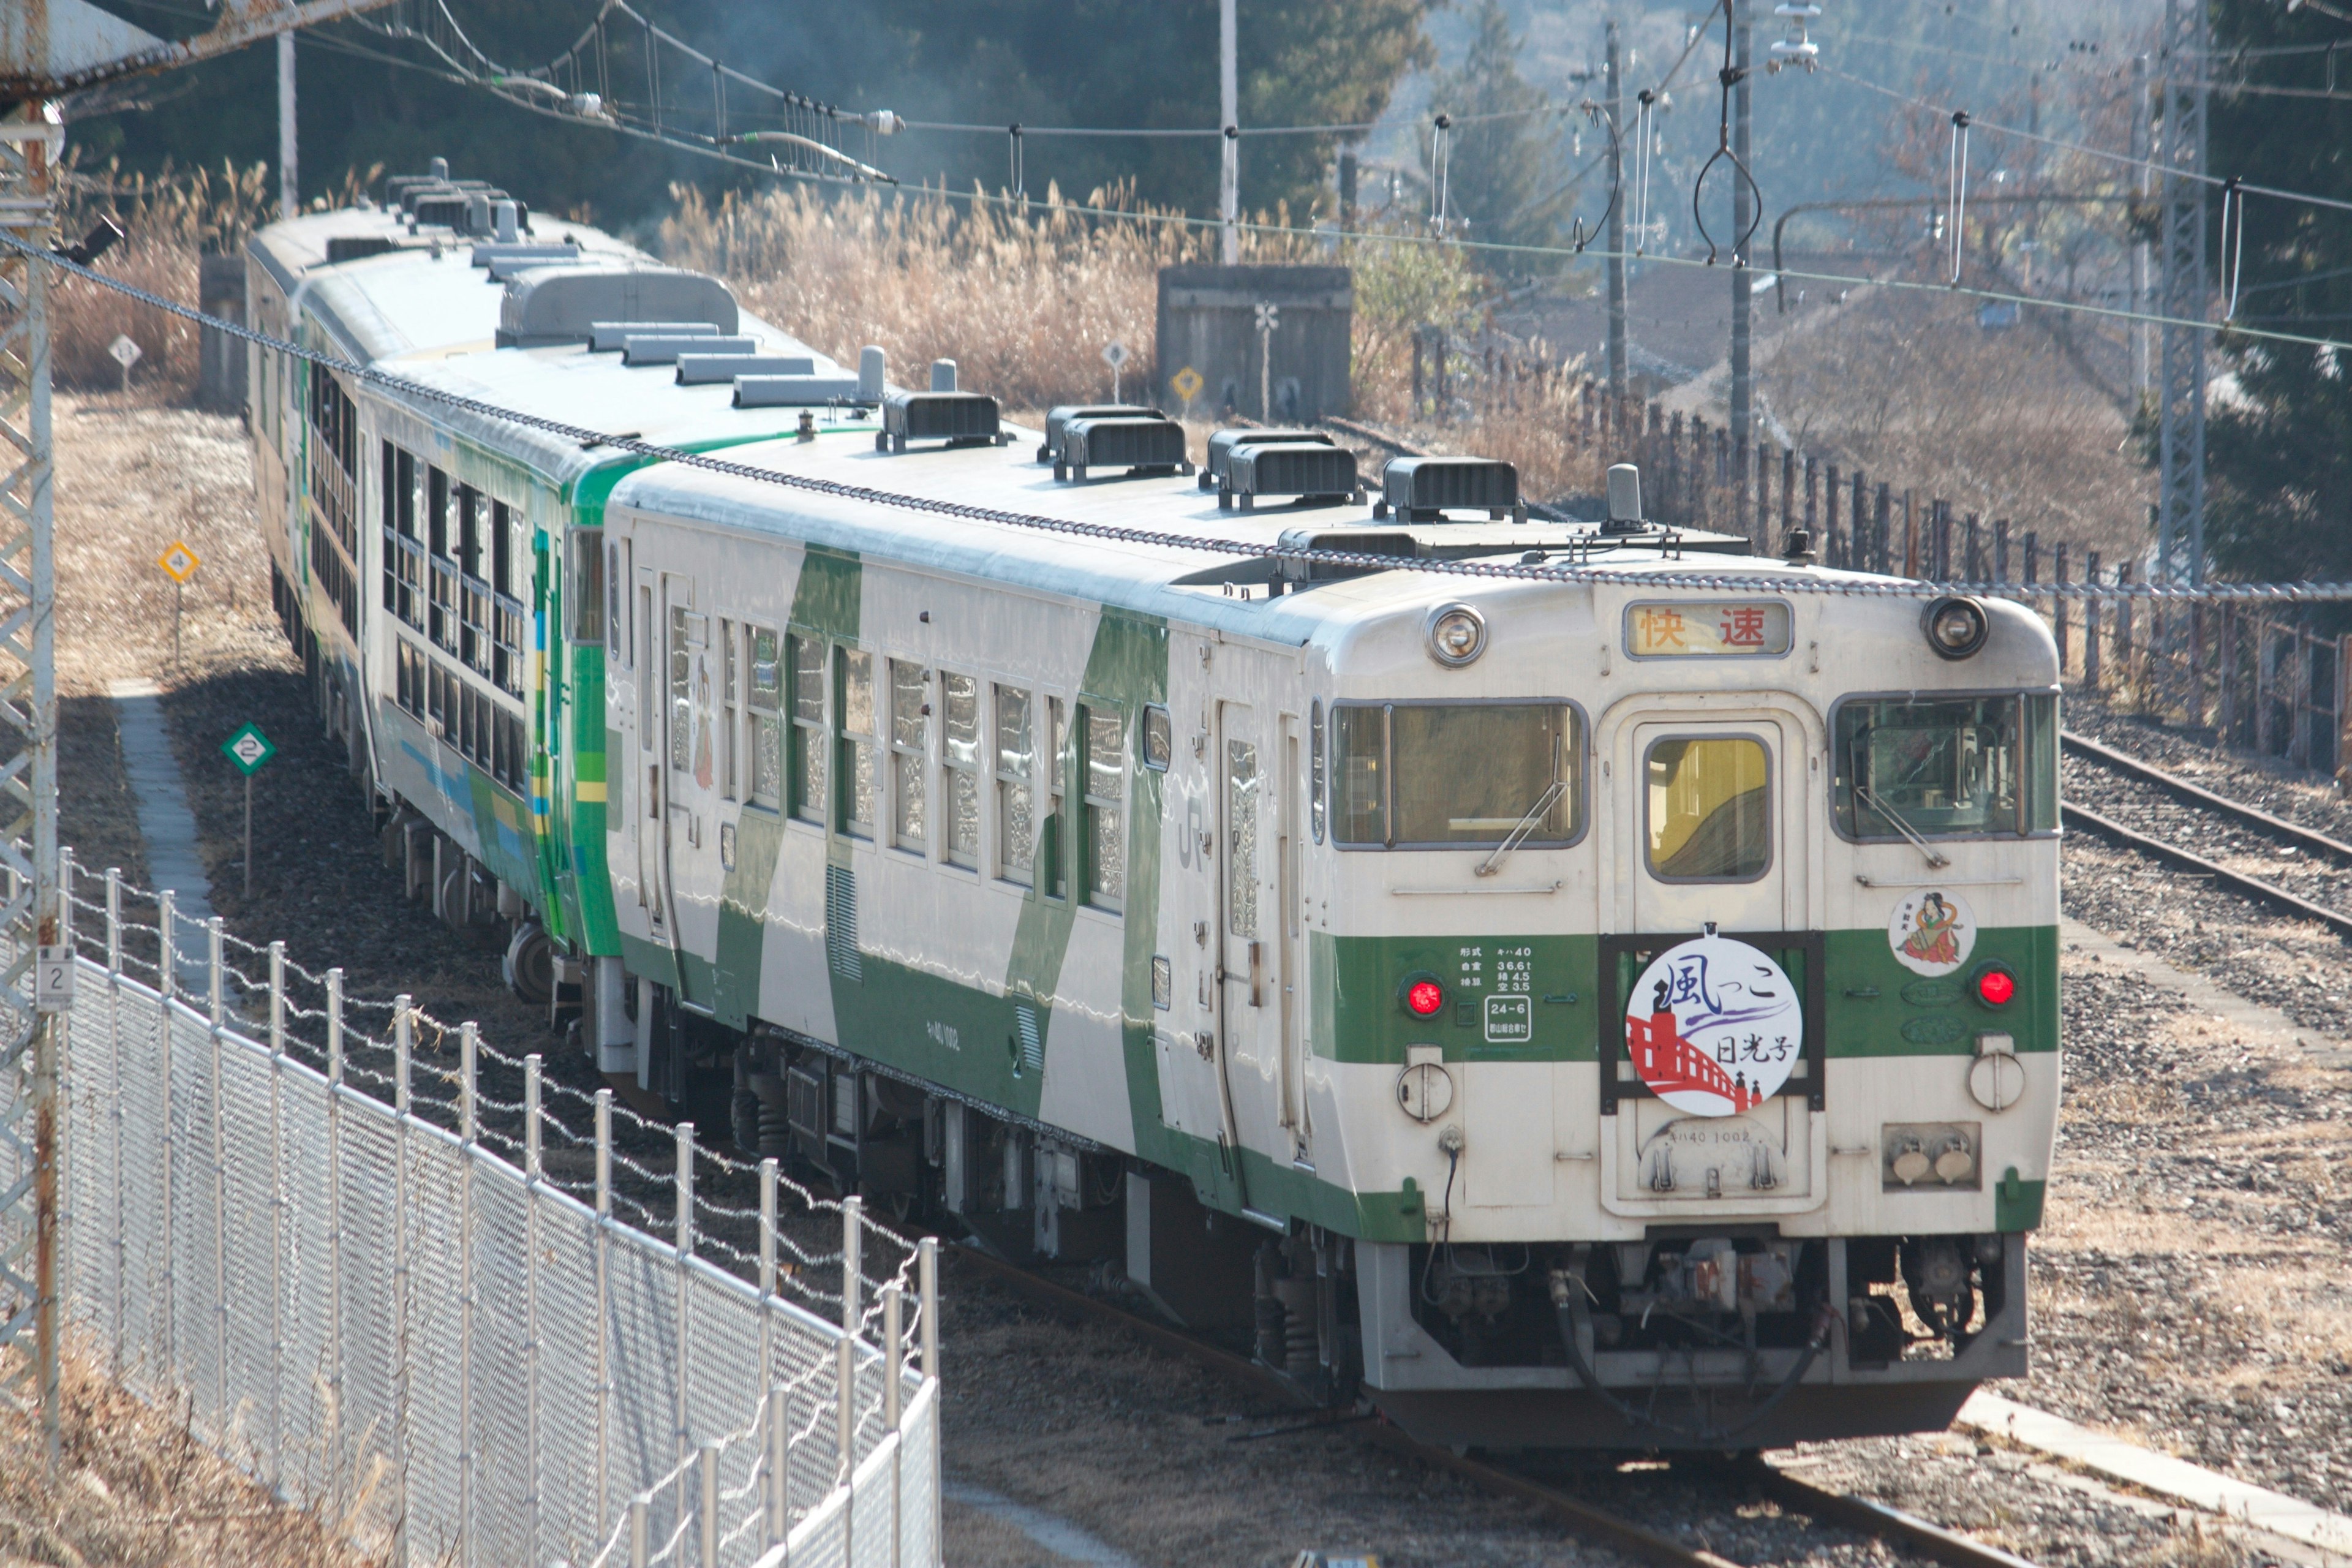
[{"x1": 503, "y1": 921, "x2": 554, "y2": 1005}]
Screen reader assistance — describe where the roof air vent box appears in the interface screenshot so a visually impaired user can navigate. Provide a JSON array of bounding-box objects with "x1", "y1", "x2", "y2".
[
  {"x1": 674, "y1": 354, "x2": 815, "y2": 385},
  {"x1": 1039, "y1": 404, "x2": 1157, "y2": 465},
  {"x1": 499, "y1": 266, "x2": 740, "y2": 347},
  {"x1": 1223, "y1": 442, "x2": 1359, "y2": 510},
  {"x1": 1373, "y1": 455, "x2": 1523, "y2": 523},
  {"x1": 880, "y1": 390, "x2": 1003, "y2": 451},
  {"x1": 620, "y1": 334, "x2": 757, "y2": 366},
  {"x1": 1057, "y1": 416, "x2": 1192, "y2": 482},
  {"x1": 1202, "y1": 427, "x2": 1331, "y2": 491},
  {"x1": 473, "y1": 242, "x2": 580, "y2": 270},
  {"x1": 732, "y1": 375, "x2": 865, "y2": 408},
  {"x1": 409, "y1": 195, "x2": 470, "y2": 230},
  {"x1": 590, "y1": 320, "x2": 720, "y2": 353}
]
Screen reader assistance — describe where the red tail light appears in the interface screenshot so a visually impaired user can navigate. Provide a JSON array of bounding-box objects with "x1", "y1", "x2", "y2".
[
  {"x1": 1973, "y1": 965, "x2": 2016, "y2": 1007},
  {"x1": 1404, "y1": 978, "x2": 1446, "y2": 1017}
]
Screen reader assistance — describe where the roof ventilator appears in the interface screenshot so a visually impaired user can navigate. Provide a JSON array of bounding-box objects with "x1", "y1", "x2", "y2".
[
  {"x1": 880, "y1": 361, "x2": 1008, "y2": 451},
  {"x1": 1372, "y1": 455, "x2": 1525, "y2": 524},
  {"x1": 1038, "y1": 404, "x2": 1156, "y2": 466},
  {"x1": 621, "y1": 333, "x2": 758, "y2": 367},
  {"x1": 1056, "y1": 414, "x2": 1192, "y2": 483},
  {"x1": 1601, "y1": 462, "x2": 1648, "y2": 535},
  {"x1": 590, "y1": 320, "x2": 720, "y2": 353},
  {"x1": 1207, "y1": 429, "x2": 1359, "y2": 511},
  {"x1": 733, "y1": 374, "x2": 867, "y2": 409},
  {"x1": 472, "y1": 241, "x2": 581, "y2": 271},
  {"x1": 499, "y1": 266, "x2": 739, "y2": 347},
  {"x1": 674, "y1": 354, "x2": 815, "y2": 385}
]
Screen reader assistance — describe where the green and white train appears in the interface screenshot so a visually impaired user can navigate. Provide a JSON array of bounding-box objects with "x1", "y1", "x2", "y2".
[{"x1": 247, "y1": 169, "x2": 2062, "y2": 1450}]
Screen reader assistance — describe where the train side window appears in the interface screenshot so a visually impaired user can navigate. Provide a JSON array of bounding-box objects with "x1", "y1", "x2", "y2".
[
  {"x1": 746, "y1": 626, "x2": 782, "y2": 810},
  {"x1": 719, "y1": 620, "x2": 738, "y2": 801},
  {"x1": 1141, "y1": 705, "x2": 1172, "y2": 771},
  {"x1": 570, "y1": 530, "x2": 604, "y2": 644},
  {"x1": 1082, "y1": 704, "x2": 1126, "y2": 912},
  {"x1": 941, "y1": 673, "x2": 981, "y2": 868},
  {"x1": 1645, "y1": 736, "x2": 1771, "y2": 881},
  {"x1": 889, "y1": 660, "x2": 928, "y2": 851},
  {"x1": 1832, "y1": 693, "x2": 2056, "y2": 840},
  {"x1": 787, "y1": 633, "x2": 828, "y2": 824},
  {"x1": 995, "y1": 684, "x2": 1035, "y2": 887},
  {"x1": 1330, "y1": 702, "x2": 1581, "y2": 849},
  {"x1": 428, "y1": 468, "x2": 450, "y2": 558},
  {"x1": 668, "y1": 607, "x2": 698, "y2": 775},
  {"x1": 1331, "y1": 706, "x2": 1388, "y2": 845},
  {"x1": 1310, "y1": 699, "x2": 1325, "y2": 845},
  {"x1": 1043, "y1": 696, "x2": 1068, "y2": 899},
  {"x1": 839, "y1": 648, "x2": 878, "y2": 839},
  {"x1": 605, "y1": 545, "x2": 622, "y2": 657}
]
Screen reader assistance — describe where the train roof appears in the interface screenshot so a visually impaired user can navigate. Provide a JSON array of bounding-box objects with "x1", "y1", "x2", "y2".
[{"x1": 254, "y1": 192, "x2": 2021, "y2": 657}]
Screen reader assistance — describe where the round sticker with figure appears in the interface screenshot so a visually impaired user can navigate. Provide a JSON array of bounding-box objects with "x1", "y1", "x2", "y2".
[
  {"x1": 1624, "y1": 933, "x2": 1806, "y2": 1117},
  {"x1": 1887, "y1": 888, "x2": 1976, "y2": 976}
]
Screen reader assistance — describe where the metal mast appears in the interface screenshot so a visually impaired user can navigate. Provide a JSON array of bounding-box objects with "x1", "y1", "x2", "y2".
[
  {"x1": 0, "y1": 96, "x2": 60, "y2": 1466},
  {"x1": 1605, "y1": 17, "x2": 1627, "y2": 400},
  {"x1": 2155, "y1": 0, "x2": 2208, "y2": 586},
  {"x1": 1730, "y1": 1, "x2": 1753, "y2": 523}
]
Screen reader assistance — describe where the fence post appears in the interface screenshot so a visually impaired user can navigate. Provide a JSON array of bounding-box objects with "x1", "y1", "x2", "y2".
[
  {"x1": 1873, "y1": 483, "x2": 1891, "y2": 575},
  {"x1": 630, "y1": 1492, "x2": 650, "y2": 1568},
  {"x1": 766, "y1": 1369, "x2": 791, "y2": 1547},
  {"x1": 2338, "y1": 636, "x2": 2352, "y2": 786},
  {"x1": 323, "y1": 967, "x2": 344, "y2": 1487},
  {"x1": 1822, "y1": 462, "x2": 1839, "y2": 567},
  {"x1": 209, "y1": 981, "x2": 227, "y2": 1427},
  {"x1": 676, "y1": 1118, "x2": 697, "y2": 1513},
  {"x1": 459, "y1": 1019, "x2": 478, "y2": 1567},
  {"x1": 699, "y1": 1441, "x2": 721, "y2": 1568},
  {"x1": 921, "y1": 1234, "x2": 941, "y2": 1556},
  {"x1": 392, "y1": 995, "x2": 413, "y2": 1568},
  {"x1": 2293, "y1": 625, "x2": 2315, "y2": 769},
  {"x1": 1994, "y1": 519, "x2": 2010, "y2": 584},
  {"x1": 104, "y1": 865, "x2": 119, "y2": 976},
  {"x1": 2024, "y1": 532, "x2": 2038, "y2": 589},
  {"x1": 758, "y1": 1153, "x2": 777, "y2": 1512},
  {"x1": 159, "y1": 888, "x2": 175, "y2": 1003},
  {"x1": 2084, "y1": 554, "x2": 2103, "y2": 690},
  {"x1": 2117, "y1": 562, "x2": 2137, "y2": 705},
  {"x1": 1850, "y1": 469, "x2": 1866, "y2": 570},
  {"x1": 524, "y1": 1052, "x2": 543, "y2": 1567},
  {"x1": 1780, "y1": 447, "x2": 1796, "y2": 543},
  {"x1": 595, "y1": 1088, "x2": 613, "y2": 1545},
  {"x1": 843, "y1": 1194, "x2": 864, "y2": 1338},
  {"x1": 2220, "y1": 609, "x2": 2238, "y2": 744},
  {"x1": 2189, "y1": 606, "x2": 2207, "y2": 728},
  {"x1": 2054, "y1": 545, "x2": 2071, "y2": 674},
  {"x1": 206, "y1": 916, "x2": 223, "y2": 1029},
  {"x1": 1900, "y1": 492, "x2": 1918, "y2": 578},
  {"x1": 837, "y1": 1336, "x2": 856, "y2": 1481},
  {"x1": 886, "y1": 1278, "x2": 904, "y2": 1567},
  {"x1": 266, "y1": 934, "x2": 285, "y2": 1491},
  {"x1": 2257, "y1": 619, "x2": 2277, "y2": 753},
  {"x1": 156, "y1": 892, "x2": 176, "y2": 1387}
]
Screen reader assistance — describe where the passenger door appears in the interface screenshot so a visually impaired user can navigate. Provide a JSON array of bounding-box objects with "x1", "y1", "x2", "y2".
[
  {"x1": 1624, "y1": 712, "x2": 1804, "y2": 935},
  {"x1": 1215, "y1": 700, "x2": 1281, "y2": 1175}
]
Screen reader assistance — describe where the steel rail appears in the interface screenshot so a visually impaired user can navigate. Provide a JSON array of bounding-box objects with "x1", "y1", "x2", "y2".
[
  {"x1": 949, "y1": 1244, "x2": 2049, "y2": 1568},
  {"x1": 2060, "y1": 731, "x2": 2352, "y2": 867},
  {"x1": 2060, "y1": 801, "x2": 2352, "y2": 939}
]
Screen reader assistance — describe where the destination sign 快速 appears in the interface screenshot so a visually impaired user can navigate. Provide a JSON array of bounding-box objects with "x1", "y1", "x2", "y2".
[{"x1": 1624, "y1": 601, "x2": 1793, "y2": 658}]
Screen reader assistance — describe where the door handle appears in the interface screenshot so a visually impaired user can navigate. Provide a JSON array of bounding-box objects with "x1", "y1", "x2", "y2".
[{"x1": 1248, "y1": 940, "x2": 1264, "y2": 1008}]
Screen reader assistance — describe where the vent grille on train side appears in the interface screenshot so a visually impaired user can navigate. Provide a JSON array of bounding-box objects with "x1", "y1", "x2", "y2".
[{"x1": 825, "y1": 864, "x2": 862, "y2": 981}]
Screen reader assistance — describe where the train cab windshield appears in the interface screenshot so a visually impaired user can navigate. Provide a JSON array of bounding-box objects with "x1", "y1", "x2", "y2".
[
  {"x1": 1833, "y1": 692, "x2": 2059, "y2": 839},
  {"x1": 1333, "y1": 701, "x2": 1583, "y2": 848}
]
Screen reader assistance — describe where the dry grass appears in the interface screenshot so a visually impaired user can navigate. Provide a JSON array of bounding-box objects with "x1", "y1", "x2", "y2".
[
  {"x1": 0, "y1": 1343, "x2": 379, "y2": 1567},
  {"x1": 1756, "y1": 284, "x2": 2152, "y2": 560},
  {"x1": 51, "y1": 161, "x2": 273, "y2": 401}
]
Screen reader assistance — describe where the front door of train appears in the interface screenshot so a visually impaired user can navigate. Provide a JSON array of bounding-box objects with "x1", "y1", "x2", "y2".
[{"x1": 1597, "y1": 695, "x2": 1825, "y2": 1216}]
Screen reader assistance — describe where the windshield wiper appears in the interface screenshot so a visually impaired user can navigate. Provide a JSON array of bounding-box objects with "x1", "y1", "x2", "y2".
[
  {"x1": 1474, "y1": 779, "x2": 1568, "y2": 878},
  {"x1": 1858, "y1": 785, "x2": 1951, "y2": 870}
]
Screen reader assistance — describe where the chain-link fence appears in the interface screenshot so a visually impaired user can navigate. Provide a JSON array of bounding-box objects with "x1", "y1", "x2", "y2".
[{"x1": 0, "y1": 859, "x2": 942, "y2": 1568}]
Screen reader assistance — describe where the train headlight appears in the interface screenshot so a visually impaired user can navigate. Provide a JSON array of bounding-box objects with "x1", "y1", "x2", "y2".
[
  {"x1": 1425, "y1": 603, "x2": 1487, "y2": 667},
  {"x1": 1400, "y1": 973, "x2": 1447, "y2": 1017},
  {"x1": 1922, "y1": 595, "x2": 1989, "y2": 660},
  {"x1": 1970, "y1": 962, "x2": 2017, "y2": 1008}
]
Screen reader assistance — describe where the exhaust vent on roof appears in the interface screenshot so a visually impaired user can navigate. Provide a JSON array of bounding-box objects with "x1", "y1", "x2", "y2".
[
  {"x1": 1373, "y1": 455, "x2": 1523, "y2": 524},
  {"x1": 325, "y1": 236, "x2": 400, "y2": 265},
  {"x1": 473, "y1": 242, "x2": 579, "y2": 270},
  {"x1": 733, "y1": 375, "x2": 865, "y2": 409},
  {"x1": 1202, "y1": 428, "x2": 1332, "y2": 491},
  {"x1": 1221, "y1": 442, "x2": 1359, "y2": 511},
  {"x1": 879, "y1": 390, "x2": 1004, "y2": 452},
  {"x1": 674, "y1": 354, "x2": 815, "y2": 385},
  {"x1": 620, "y1": 334, "x2": 757, "y2": 367},
  {"x1": 590, "y1": 320, "x2": 718, "y2": 353},
  {"x1": 1038, "y1": 404, "x2": 1157, "y2": 466},
  {"x1": 499, "y1": 266, "x2": 740, "y2": 347},
  {"x1": 1055, "y1": 415, "x2": 1191, "y2": 483}
]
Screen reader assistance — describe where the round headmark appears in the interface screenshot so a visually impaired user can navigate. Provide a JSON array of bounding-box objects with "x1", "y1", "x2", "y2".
[
  {"x1": 1887, "y1": 887, "x2": 1977, "y2": 977},
  {"x1": 1624, "y1": 934, "x2": 1804, "y2": 1117}
]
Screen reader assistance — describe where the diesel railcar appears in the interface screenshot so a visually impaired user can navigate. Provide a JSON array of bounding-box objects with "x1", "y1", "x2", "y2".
[{"x1": 246, "y1": 171, "x2": 2061, "y2": 1450}]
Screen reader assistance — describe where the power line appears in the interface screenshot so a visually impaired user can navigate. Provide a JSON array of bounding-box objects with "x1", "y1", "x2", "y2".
[{"x1": 20, "y1": 227, "x2": 2350, "y2": 603}]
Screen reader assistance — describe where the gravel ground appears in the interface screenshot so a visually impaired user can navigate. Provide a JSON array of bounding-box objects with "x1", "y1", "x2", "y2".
[{"x1": 44, "y1": 398, "x2": 2352, "y2": 1566}]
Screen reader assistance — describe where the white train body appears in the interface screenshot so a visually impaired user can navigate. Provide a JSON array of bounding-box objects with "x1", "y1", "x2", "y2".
[{"x1": 246, "y1": 179, "x2": 2062, "y2": 1449}]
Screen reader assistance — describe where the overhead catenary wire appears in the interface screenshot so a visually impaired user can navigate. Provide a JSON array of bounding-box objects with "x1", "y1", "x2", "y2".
[{"x1": 18, "y1": 228, "x2": 2352, "y2": 605}]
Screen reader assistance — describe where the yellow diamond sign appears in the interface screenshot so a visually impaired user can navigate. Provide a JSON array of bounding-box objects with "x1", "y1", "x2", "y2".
[
  {"x1": 157, "y1": 540, "x2": 200, "y2": 584},
  {"x1": 1170, "y1": 365, "x2": 1204, "y2": 404}
]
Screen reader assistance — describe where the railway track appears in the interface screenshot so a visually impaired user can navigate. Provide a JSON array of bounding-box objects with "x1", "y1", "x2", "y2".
[
  {"x1": 949, "y1": 1245, "x2": 2044, "y2": 1568},
  {"x1": 2058, "y1": 730, "x2": 2352, "y2": 937}
]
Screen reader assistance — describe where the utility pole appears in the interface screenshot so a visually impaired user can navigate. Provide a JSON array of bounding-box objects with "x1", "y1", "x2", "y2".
[
  {"x1": 1730, "y1": 0, "x2": 1753, "y2": 524},
  {"x1": 2132, "y1": 53, "x2": 2151, "y2": 399},
  {"x1": 2155, "y1": 0, "x2": 2207, "y2": 586},
  {"x1": 1605, "y1": 17, "x2": 1627, "y2": 401},
  {"x1": 1219, "y1": 0, "x2": 1239, "y2": 265},
  {"x1": 278, "y1": 31, "x2": 298, "y2": 216}
]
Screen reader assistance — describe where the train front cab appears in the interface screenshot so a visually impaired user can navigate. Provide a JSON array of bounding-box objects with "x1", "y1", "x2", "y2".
[{"x1": 1284, "y1": 579, "x2": 2061, "y2": 1451}]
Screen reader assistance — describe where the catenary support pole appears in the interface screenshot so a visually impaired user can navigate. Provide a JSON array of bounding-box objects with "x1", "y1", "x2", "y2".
[
  {"x1": 277, "y1": 32, "x2": 298, "y2": 217},
  {"x1": 1605, "y1": 18, "x2": 1627, "y2": 401},
  {"x1": 1219, "y1": 0, "x2": 1238, "y2": 265},
  {"x1": 1728, "y1": 0, "x2": 1753, "y2": 519}
]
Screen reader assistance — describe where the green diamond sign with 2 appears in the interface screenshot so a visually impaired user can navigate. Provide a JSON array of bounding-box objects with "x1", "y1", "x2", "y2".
[{"x1": 222, "y1": 722, "x2": 276, "y2": 777}]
